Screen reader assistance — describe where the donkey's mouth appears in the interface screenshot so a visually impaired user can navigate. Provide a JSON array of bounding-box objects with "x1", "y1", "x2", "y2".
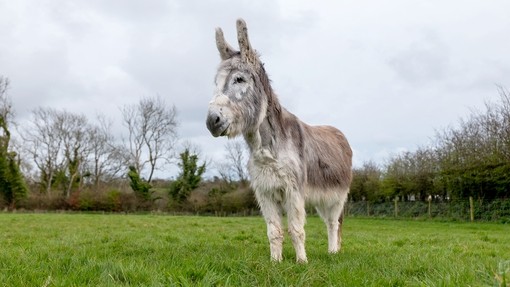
[
  {"x1": 206, "y1": 109, "x2": 230, "y2": 137},
  {"x1": 219, "y1": 125, "x2": 229, "y2": 137},
  {"x1": 208, "y1": 123, "x2": 229, "y2": 137}
]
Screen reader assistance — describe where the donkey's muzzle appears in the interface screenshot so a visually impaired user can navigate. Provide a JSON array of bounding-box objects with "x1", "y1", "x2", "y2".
[{"x1": 206, "y1": 110, "x2": 228, "y2": 137}]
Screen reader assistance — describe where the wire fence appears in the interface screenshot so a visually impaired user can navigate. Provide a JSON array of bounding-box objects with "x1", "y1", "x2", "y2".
[
  {"x1": 5, "y1": 192, "x2": 509, "y2": 222},
  {"x1": 344, "y1": 198, "x2": 510, "y2": 222}
]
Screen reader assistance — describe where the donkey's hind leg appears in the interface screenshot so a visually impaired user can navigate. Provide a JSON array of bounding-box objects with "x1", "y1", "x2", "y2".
[
  {"x1": 316, "y1": 204, "x2": 342, "y2": 253},
  {"x1": 316, "y1": 194, "x2": 347, "y2": 253}
]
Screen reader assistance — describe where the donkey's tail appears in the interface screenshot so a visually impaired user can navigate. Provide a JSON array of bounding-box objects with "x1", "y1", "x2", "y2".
[{"x1": 338, "y1": 210, "x2": 345, "y2": 250}]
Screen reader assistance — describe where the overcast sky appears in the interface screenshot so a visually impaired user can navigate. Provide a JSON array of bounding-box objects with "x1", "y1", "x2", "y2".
[{"x1": 1, "y1": 1, "x2": 510, "y2": 179}]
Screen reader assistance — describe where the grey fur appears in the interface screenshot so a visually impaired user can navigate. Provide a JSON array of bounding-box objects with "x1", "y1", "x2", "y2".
[{"x1": 207, "y1": 18, "x2": 352, "y2": 262}]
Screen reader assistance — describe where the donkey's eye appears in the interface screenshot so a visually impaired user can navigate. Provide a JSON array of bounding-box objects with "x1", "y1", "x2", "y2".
[{"x1": 234, "y1": 77, "x2": 245, "y2": 84}]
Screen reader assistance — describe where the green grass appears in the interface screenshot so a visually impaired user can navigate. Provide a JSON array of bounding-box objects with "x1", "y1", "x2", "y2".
[{"x1": 0, "y1": 214, "x2": 509, "y2": 286}]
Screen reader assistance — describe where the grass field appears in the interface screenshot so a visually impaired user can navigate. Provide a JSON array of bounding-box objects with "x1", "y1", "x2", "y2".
[{"x1": 0, "y1": 214, "x2": 509, "y2": 286}]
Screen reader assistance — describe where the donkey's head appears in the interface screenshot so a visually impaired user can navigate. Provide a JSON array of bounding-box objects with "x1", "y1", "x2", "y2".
[{"x1": 206, "y1": 19, "x2": 269, "y2": 138}]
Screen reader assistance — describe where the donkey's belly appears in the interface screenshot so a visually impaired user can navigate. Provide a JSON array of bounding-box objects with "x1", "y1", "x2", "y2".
[
  {"x1": 249, "y1": 158, "x2": 346, "y2": 199},
  {"x1": 304, "y1": 185, "x2": 349, "y2": 207}
]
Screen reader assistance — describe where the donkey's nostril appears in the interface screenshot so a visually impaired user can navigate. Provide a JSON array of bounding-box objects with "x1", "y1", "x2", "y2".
[{"x1": 206, "y1": 110, "x2": 225, "y2": 137}]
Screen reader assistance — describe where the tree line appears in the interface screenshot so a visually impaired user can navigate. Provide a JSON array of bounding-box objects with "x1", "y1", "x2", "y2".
[
  {"x1": 351, "y1": 87, "x2": 510, "y2": 203},
  {"x1": 0, "y1": 75, "x2": 254, "y2": 211},
  {"x1": 1, "y1": 74, "x2": 508, "y2": 213}
]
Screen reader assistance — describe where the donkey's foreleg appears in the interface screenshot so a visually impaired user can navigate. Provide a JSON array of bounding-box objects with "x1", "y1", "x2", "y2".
[
  {"x1": 286, "y1": 192, "x2": 308, "y2": 263},
  {"x1": 256, "y1": 192, "x2": 284, "y2": 262}
]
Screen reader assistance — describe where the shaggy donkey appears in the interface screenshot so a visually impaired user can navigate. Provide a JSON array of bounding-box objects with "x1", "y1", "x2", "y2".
[{"x1": 206, "y1": 19, "x2": 352, "y2": 263}]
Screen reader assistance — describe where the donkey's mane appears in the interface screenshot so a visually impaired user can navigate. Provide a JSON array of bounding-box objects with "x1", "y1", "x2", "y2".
[
  {"x1": 255, "y1": 60, "x2": 308, "y2": 159},
  {"x1": 257, "y1": 62, "x2": 285, "y2": 134}
]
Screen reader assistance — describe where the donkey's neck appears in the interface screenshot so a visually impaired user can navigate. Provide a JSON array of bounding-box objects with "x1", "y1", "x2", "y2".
[
  {"x1": 243, "y1": 63, "x2": 287, "y2": 157},
  {"x1": 244, "y1": 92, "x2": 285, "y2": 158}
]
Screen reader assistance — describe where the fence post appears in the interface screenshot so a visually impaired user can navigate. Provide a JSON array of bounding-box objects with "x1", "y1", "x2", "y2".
[
  {"x1": 394, "y1": 197, "x2": 398, "y2": 217},
  {"x1": 469, "y1": 196, "x2": 474, "y2": 222},
  {"x1": 367, "y1": 201, "x2": 370, "y2": 216},
  {"x1": 428, "y1": 196, "x2": 432, "y2": 218}
]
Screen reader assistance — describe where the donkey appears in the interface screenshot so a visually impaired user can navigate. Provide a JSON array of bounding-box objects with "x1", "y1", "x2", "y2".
[{"x1": 206, "y1": 19, "x2": 352, "y2": 263}]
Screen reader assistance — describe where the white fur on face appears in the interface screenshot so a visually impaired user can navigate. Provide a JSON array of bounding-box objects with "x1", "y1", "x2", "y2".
[
  {"x1": 210, "y1": 60, "x2": 264, "y2": 139},
  {"x1": 230, "y1": 72, "x2": 250, "y2": 100},
  {"x1": 214, "y1": 68, "x2": 229, "y2": 96},
  {"x1": 209, "y1": 69, "x2": 243, "y2": 138}
]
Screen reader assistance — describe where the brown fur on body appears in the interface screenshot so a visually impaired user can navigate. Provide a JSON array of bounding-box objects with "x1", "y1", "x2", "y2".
[{"x1": 251, "y1": 61, "x2": 352, "y2": 190}]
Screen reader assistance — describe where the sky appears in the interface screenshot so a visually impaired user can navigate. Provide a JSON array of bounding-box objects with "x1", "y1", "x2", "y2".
[{"x1": 1, "y1": 0, "x2": 510, "y2": 179}]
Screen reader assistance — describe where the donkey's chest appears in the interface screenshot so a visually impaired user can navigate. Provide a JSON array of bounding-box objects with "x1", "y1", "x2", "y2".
[{"x1": 248, "y1": 149, "x2": 301, "y2": 193}]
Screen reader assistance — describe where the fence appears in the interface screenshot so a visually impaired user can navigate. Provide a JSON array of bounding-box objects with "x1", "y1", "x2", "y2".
[
  {"x1": 4, "y1": 191, "x2": 509, "y2": 222},
  {"x1": 344, "y1": 197, "x2": 510, "y2": 222}
]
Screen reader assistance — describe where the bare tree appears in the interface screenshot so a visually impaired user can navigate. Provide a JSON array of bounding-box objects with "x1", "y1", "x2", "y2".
[
  {"x1": 22, "y1": 108, "x2": 63, "y2": 193},
  {"x1": 60, "y1": 111, "x2": 90, "y2": 197},
  {"x1": 121, "y1": 96, "x2": 178, "y2": 182},
  {"x1": 22, "y1": 108, "x2": 91, "y2": 197},
  {"x1": 217, "y1": 139, "x2": 248, "y2": 184},
  {"x1": 86, "y1": 114, "x2": 128, "y2": 189}
]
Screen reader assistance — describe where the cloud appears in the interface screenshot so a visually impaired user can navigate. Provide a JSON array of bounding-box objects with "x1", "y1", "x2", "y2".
[
  {"x1": 388, "y1": 30, "x2": 449, "y2": 85},
  {"x1": 1, "y1": 0, "x2": 510, "y2": 179}
]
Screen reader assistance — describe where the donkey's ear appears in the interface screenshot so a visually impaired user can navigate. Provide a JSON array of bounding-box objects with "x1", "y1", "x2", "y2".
[
  {"x1": 216, "y1": 28, "x2": 236, "y2": 60},
  {"x1": 236, "y1": 18, "x2": 258, "y2": 65}
]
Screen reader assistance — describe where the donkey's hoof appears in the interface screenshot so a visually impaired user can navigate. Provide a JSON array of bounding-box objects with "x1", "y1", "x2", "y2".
[{"x1": 271, "y1": 256, "x2": 283, "y2": 263}]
